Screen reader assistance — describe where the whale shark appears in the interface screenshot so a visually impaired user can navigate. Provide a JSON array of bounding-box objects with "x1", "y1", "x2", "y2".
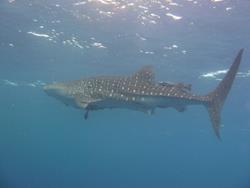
[{"x1": 44, "y1": 49, "x2": 244, "y2": 139}]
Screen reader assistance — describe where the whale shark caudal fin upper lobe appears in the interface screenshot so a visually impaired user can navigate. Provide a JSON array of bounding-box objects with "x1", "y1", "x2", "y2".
[{"x1": 205, "y1": 49, "x2": 244, "y2": 140}]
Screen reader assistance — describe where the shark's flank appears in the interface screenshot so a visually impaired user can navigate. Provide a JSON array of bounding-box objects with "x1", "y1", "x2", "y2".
[{"x1": 44, "y1": 49, "x2": 244, "y2": 139}]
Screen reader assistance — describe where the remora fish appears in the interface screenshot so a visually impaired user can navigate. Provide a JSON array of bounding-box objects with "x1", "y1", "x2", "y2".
[{"x1": 44, "y1": 49, "x2": 244, "y2": 139}]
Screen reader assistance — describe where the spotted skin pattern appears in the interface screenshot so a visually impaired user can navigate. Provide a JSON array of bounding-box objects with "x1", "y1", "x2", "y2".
[
  {"x1": 44, "y1": 49, "x2": 244, "y2": 139},
  {"x1": 61, "y1": 70, "x2": 208, "y2": 111}
]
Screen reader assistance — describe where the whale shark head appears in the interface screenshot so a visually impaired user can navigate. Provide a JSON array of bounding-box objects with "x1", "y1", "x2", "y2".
[{"x1": 43, "y1": 83, "x2": 77, "y2": 107}]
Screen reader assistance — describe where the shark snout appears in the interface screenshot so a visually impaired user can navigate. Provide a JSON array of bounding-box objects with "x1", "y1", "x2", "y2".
[
  {"x1": 43, "y1": 83, "x2": 67, "y2": 97},
  {"x1": 44, "y1": 83, "x2": 77, "y2": 107}
]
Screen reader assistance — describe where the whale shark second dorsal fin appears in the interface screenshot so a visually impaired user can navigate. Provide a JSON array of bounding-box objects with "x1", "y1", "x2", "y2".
[{"x1": 132, "y1": 65, "x2": 155, "y2": 84}]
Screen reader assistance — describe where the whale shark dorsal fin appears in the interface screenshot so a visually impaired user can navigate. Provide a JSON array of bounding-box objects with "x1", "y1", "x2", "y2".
[{"x1": 132, "y1": 65, "x2": 155, "y2": 84}]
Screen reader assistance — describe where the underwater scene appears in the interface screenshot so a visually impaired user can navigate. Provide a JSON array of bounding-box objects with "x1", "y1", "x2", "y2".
[{"x1": 1, "y1": 0, "x2": 250, "y2": 188}]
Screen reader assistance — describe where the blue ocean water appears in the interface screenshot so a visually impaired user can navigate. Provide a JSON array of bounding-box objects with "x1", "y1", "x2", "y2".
[{"x1": 1, "y1": 0, "x2": 250, "y2": 187}]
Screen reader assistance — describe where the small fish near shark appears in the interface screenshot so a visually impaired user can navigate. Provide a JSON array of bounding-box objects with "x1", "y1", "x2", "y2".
[{"x1": 44, "y1": 49, "x2": 244, "y2": 139}]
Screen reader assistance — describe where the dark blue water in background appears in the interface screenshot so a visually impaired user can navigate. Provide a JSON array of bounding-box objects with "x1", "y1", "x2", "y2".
[{"x1": 1, "y1": 0, "x2": 250, "y2": 187}]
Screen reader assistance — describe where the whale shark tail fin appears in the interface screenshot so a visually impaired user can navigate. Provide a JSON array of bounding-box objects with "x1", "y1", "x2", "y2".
[{"x1": 205, "y1": 49, "x2": 244, "y2": 140}]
